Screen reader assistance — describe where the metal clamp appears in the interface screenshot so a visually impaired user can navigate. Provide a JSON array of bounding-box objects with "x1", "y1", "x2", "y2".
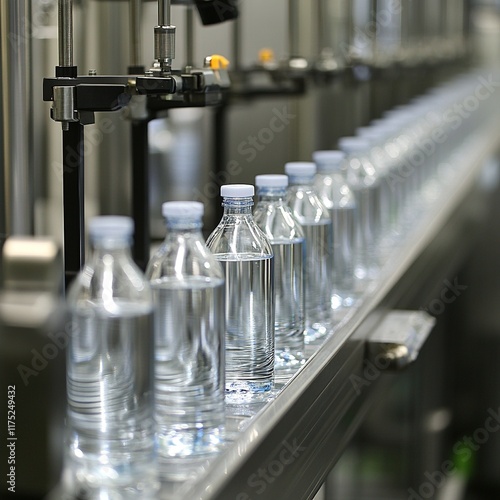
[
  {"x1": 51, "y1": 86, "x2": 78, "y2": 130},
  {"x1": 366, "y1": 310, "x2": 436, "y2": 370}
]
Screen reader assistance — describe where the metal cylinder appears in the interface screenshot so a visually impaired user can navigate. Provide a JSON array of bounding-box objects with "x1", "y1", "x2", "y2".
[
  {"x1": 129, "y1": 0, "x2": 142, "y2": 68},
  {"x1": 288, "y1": 0, "x2": 300, "y2": 58},
  {"x1": 231, "y1": 10, "x2": 242, "y2": 71},
  {"x1": 58, "y1": 0, "x2": 73, "y2": 67},
  {"x1": 0, "y1": 0, "x2": 34, "y2": 248},
  {"x1": 52, "y1": 86, "x2": 76, "y2": 123},
  {"x1": 154, "y1": 25, "x2": 176, "y2": 65},
  {"x1": 158, "y1": 0, "x2": 171, "y2": 26},
  {"x1": 185, "y1": 3, "x2": 194, "y2": 67}
]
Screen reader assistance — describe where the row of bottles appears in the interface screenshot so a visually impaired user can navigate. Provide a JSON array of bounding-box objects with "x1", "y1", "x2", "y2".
[
  {"x1": 61, "y1": 170, "x2": 337, "y2": 495},
  {"x1": 59, "y1": 69, "x2": 500, "y2": 497}
]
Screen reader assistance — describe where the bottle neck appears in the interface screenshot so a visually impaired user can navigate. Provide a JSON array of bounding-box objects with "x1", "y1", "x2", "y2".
[
  {"x1": 91, "y1": 237, "x2": 133, "y2": 259},
  {"x1": 256, "y1": 187, "x2": 287, "y2": 203},
  {"x1": 222, "y1": 196, "x2": 254, "y2": 215},
  {"x1": 288, "y1": 175, "x2": 314, "y2": 187},
  {"x1": 317, "y1": 165, "x2": 346, "y2": 177},
  {"x1": 346, "y1": 150, "x2": 364, "y2": 159},
  {"x1": 165, "y1": 219, "x2": 203, "y2": 232}
]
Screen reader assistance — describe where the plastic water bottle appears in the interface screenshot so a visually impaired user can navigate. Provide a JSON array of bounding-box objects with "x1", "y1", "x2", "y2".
[
  {"x1": 65, "y1": 217, "x2": 157, "y2": 497},
  {"x1": 146, "y1": 202, "x2": 225, "y2": 478},
  {"x1": 253, "y1": 174, "x2": 305, "y2": 376},
  {"x1": 285, "y1": 162, "x2": 333, "y2": 344},
  {"x1": 206, "y1": 184, "x2": 274, "y2": 404},
  {"x1": 313, "y1": 151, "x2": 357, "y2": 313},
  {"x1": 338, "y1": 137, "x2": 381, "y2": 283}
]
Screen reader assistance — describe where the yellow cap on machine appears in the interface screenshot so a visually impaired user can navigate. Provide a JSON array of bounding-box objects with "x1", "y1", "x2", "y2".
[
  {"x1": 208, "y1": 54, "x2": 230, "y2": 69},
  {"x1": 258, "y1": 48, "x2": 275, "y2": 64}
]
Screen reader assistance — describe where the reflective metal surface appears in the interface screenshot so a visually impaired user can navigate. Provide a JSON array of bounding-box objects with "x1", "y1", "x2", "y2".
[
  {"x1": 0, "y1": 0, "x2": 34, "y2": 246},
  {"x1": 0, "y1": 237, "x2": 65, "y2": 498},
  {"x1": 366, "y1": 310, "x2": 436, "y2": 370}
]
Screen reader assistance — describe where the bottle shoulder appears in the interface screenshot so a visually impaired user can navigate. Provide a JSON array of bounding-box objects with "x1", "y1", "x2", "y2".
[
  {"x1": 67, "y1": 256, "x2": 152, "y2": 309},
  {"x1": 206, "y1": 215, "x2": 273, "y2": 257},
  {"x1": 315, "y1": 175, "x2": 357, "y2": 209},
  {"x1": 146, "y1": 234, "x2": 224, "y2": 282},
  {"x1": 254, "y1": 202, "x2": 305, "y2": 242},
  {"x1": 347, "y1": 157, "x2": 379, "y2": 186},
  {"x1": 286, "y1": 186, "x2": 331, "y2": 224}
]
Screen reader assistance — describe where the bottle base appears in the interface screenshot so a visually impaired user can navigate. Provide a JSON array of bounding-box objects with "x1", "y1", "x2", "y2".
[
  {"x1": 275, "y1": 349, "x2": 306, "y2": 382},
  {"x1": 156, "y1": 425, "x2": 224, "y2": 459},
  {"x1": 304, "y1": 321, "x2": 332, "y2": 345},
  {"x1": 60, "y1": 450, "x2": 160, "y2": 500},
  {"x1": 158, "y1": 452, "x2": 215, "y2": 483},
  {"x1": 225, "y1": 380, "x2": 274, "y2": 405}
]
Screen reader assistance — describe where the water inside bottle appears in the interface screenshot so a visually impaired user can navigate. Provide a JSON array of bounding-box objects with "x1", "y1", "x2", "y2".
[
  {"x1": 216, "y1": 254, "x2": 275, "y2": 404},
  {"x1": 302, "y1": 221, "x2": 333, "y2": 343},
  {"x1": 151, "y1": 276, "x2": 226, "y2": 460},
  {"x1": 272, "y1": 239, "x2": 305, "y2": 370},
  {"x1": 66, "y1": 301, "x2": 156, "y2": 491}
]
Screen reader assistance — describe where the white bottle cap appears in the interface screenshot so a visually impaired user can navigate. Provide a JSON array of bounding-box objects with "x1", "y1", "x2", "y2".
[
  {"x1": 356, "y1": 127, "x2": 386, "y2": 143},
  {"x1": 162, "y1": 201, "x2": 204, "y2": 219},
  {"x1": 312, "y1": 150, "x2": 345, "y2": 165},
  {"x1": 383, "y1": 109, "x2": 411, "y2": 124},
  {"x1": 89, "y1": 216, "x2": 134, "y2": 239},
  {"x1": 255, "y1": 174, "x2": 288, "y2": 188},
  {"x1": 220, "y1": 184, "x2": 255, "y2": 197},
  {"x1": 338, "y1": 137, "x2": 371, "y2": 154},
  {"x1": 284, "y1": 162, "x2": 316, "y2": 177}
]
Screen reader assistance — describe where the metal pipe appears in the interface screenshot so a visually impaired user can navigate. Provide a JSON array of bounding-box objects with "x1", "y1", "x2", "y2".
[
  {"x1": 129, "y1": 0, "x2": 142, "y2": 68},
  {"x1": 371, "y1": 0, "x2": 378, "y2": 57},
  {"x1": 0, "y1": 0, "x2": 34, "y2": 247},
  {"x1": 315, "y1": 0, "x2": 326, "y2": 57},
  {"x1": 346, "y1": 0, "x2": 354, "y2": 53},
  {"x1": 58, "y1": 0, "x2": 73, "y2": 67},
  {"x1": 185, "y1": 3, "x2": 194, "y2": 67},
  {"x1": 288, "y1": 0, "x2": 300, "y2": 58},
  {"x1": 231, "y1": 10, "x2": 242, "y2": 71},
  {"x1": 131, "y1": 121, "x2": 150, "y2": 271},
  {"x1": 62, "y1": 123, "x2": 85, "y2": 289},
  {"x1": 159, "y1": 0, "x2": 171, "y2": 26}
]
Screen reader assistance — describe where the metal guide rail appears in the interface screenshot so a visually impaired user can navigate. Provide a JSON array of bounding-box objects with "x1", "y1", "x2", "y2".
[{"x1": 161, "y1": 125, "x2": 500, "y2": 500}]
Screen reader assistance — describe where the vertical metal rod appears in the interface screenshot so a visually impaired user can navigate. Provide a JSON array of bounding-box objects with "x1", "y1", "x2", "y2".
[
  {"x1": 231, "y1": 10, "x2": 242, "y2": 71},
  {"x1": 129, "y1": 0, "x2": 142, "y2": 68},
  {"x1": 213, "y1": 107, "x2": 226, "y2": 227},
  {"x1": 58, "y1": 0, "x2": 73, "y2": 67},
  {"x1": 0, "y1": 0, "x2": 34, "y2": 252},
  {"x1": 288, "y1": 0, "x2": 300, "y2": 58},
  {"x1": 158, "y1": 0, "x2": 171, "y2": 26},
  {"x1": 457, "y1": 0, "x2": 465, "y2": 39},
  {"x1": 185, "y1": 3, "x2": 194, "y2": 67},
  {"x1": 131, "y1": 121, "x2": 150, "y2": 271},
  {"x1": 62, "y1": 122, "x2": 85, "y2": 289},
  {"x1": 346, "y1": 0, "x2": 354, "y2": 52},
  {"x1": 371, "y1": 0, "x2": 378, "y2": 57},
  {"x1": 315, "y1": 0, "x2": 326, "y2": 57}
]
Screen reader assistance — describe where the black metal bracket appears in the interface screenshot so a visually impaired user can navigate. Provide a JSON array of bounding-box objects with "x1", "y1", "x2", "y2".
[{"x1": 44, "y1": 66, "x2": 230, "y2": 285}]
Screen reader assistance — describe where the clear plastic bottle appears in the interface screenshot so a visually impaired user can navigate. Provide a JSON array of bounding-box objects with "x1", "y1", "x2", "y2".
[
  {"x1": 206, "y1": 184, "x2": 274, "y2": 404},
  {"x1": 253, "y1": 174, "x2": 305, "y2": 376},
  {"x1": 313, "y1": 151, "x2": 357, "y2": 313},
  {"x1": 145, "y1": 202, "x2": 225, "y2": 477},
  {"x1": 65, "y1": 217, "x2": 157, "y2": 497},
  {"x1": 285, "y1": 162, "x2": 333, "y2": 344},
  {"x1": 338, "y1": 137, "x2": 381, "y2": 284}
]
